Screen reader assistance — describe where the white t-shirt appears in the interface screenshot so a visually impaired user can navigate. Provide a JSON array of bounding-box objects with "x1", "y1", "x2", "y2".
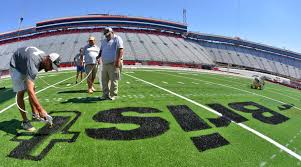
[
  {"x1": 100, "y1": 34, "x2": 124, "y2": 64},
  {"x1": 83, "y1": 44, "x2": 100, "y2": 65}
]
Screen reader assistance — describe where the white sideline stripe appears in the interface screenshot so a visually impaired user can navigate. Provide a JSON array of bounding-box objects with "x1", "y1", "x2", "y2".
[
  {"x1": 0, "y1": 76, "x2": 73, "y2": 114},
  {"x1": 162, "y1": 72, "x2": 301, "y2": 111},
  {"x1": 124, "y1": 73, "x2": 301, "y2": 161}
]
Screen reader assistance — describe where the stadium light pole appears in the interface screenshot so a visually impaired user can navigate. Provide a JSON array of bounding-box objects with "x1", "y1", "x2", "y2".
[
  {"x1": 17, "y1": 17, "x2": 24, "y2": 41},
  {"x1": 1, "y1": 17, "x2": 25, "y2": 90}
]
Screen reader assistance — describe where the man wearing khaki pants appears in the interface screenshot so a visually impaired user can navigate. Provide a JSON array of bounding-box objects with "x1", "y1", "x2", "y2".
[{"x1": 97, "y1": 27, "x2": 123, "y2": 100}]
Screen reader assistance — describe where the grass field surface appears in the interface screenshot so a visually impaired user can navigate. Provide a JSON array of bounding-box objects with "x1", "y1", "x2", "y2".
[{"x1": 0, "y1": 68, "x2": 300, "y2": 167}]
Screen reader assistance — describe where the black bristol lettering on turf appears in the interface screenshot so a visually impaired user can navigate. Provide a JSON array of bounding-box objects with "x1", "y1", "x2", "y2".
[
  {"x1": 206, "y1": 103, "x2": 248, "y2": 127},
  {"x1": 278, "y1": 104, "x2": 294, "y2": 111},
  {"x1": 85, "y1": 107, "x2": 169, "y2": 140},
  {"x1": 167, "y1": 105, "x2": 211, "y2": 131},
  {"x1": 228, "y1": 102, "x2": 289, "y2": 125},
  {"x1": 8, "y1": 111, "x2": 81, "y2": 161},
  {"x1": 191, "y1": 133, "x2": 230, "y2": 152},
  {"x1": 167, "y1": 105, "x2": 230, "y2": 152}
]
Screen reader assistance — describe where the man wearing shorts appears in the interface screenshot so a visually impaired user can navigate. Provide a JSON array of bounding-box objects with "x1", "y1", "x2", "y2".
[
  {"x1": 10, "y1": 46, "x2": 61, "y2": 131},
  {"x1": 74, "y1": 48, "x2": 85, "y2": 84},
  {"x1": 82, "y1": 36, "x2": 100, "y2": 94}
]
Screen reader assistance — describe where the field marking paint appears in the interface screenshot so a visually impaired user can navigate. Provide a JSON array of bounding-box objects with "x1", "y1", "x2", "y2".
[
  {"x1": 259, "y1": 162, "x2": 267, "y2": 167},
  {"x1": 0, "y1": 76, "x2": 73, "y2": 114},
  {"x1": 178, "y1": 82, "x2": 185, "y2": 84},
  {"x1": 162, "y1": 81, "x2": 168, "y2": 84},
  {"x1": 160, "y1": 72, "x2": 301, "y2": 111},
  {"x1": 270, "y1": 154, "x2": 276, "y2": 159},
  {"x1": 124, "y1": 73, "x2": 301, "y2": 161}
]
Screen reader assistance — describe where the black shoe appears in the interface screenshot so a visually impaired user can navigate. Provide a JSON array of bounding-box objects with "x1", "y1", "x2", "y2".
[{"x1": 99, "y1": 96, "x2": 110, "y2": 100}]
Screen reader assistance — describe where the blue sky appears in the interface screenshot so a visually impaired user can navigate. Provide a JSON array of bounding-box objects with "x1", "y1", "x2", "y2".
[{"x1": 1, "y1": 0, "x2": 300, "y2": 53}]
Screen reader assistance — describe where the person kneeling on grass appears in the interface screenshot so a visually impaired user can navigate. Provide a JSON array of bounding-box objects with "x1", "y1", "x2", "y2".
[
  {"x1": 251, "y1": 75, "x2": 266, "y2": 90},
  {"x1": 10, "y1": 46, "x2": 61, "y2": 131}
]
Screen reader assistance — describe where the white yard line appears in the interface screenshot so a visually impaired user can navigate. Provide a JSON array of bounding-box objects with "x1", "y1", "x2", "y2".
[
  {"x1": 160, "y1": 72, "x2": 301, "y2": 111},
  {"x1": 124, "y1": 73, "x2": 301, "y2": 161},
  {"x1": 142, "y1": 68, "x2": 300, "y2": 99},
  {"x1": 199, "y1": 73, "x2": 301, "y2": 101},
  {"x1": 0, "y1": 76, "x2": 73, "y2": 114},
  {"x1": 155, "y1": 69, "x2": 301, "y2": 99}
]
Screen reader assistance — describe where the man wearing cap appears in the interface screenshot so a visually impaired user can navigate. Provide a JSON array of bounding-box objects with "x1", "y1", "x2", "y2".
[
  {"x1": 97, "y1": 27, "x2": 124, "y2": 100},
  {"x1": 10, "y1": 46, "x2": 60, "y2": 131},
  {"x1": 81, "y1": 36, "x2": 100, "y2": 94}
]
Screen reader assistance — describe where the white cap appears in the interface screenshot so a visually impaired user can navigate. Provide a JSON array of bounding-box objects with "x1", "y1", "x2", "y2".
[
  {"x1": 49, "y1": 53, "x2": 61, "y2": 71},
  {"x1": 104, "y1": 27, "x2": 113, "y2": 36},
  {"x1": 88, "y1": 36, "x2": 95, "y2": 41}
]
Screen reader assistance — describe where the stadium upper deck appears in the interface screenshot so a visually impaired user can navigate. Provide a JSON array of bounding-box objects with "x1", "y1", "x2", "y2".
[{"x1": 0, "y1": 14, "x2": 300, "y2": 80}]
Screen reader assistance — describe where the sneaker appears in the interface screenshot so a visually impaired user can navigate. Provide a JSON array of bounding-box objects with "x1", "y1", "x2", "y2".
[
  {"x1": 88, "y1": 89, "x2": 93, "y2": 94},
  {"x1": 75, "y1": 81, "x2": 78, "y2": 84},
  {"x1": 21, "y1": 120, "x2": 36, "y2": 132},
  {"x1": 99, "y1": 95, "x2": 110, "y2": 100},
  {"x1": 92, "y1": 87, "x2": 96, "y2": 91},
  {"x1": 110, "y1": 96, "x2": 117, "y2": 101}
]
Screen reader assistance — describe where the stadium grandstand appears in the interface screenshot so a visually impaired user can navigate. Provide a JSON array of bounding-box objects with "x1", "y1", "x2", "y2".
[
  {"x1": 1, "y1": 12, "x2": 301, "y2": 166},
  {"x1": 0, "y1": 14, "x2": 300, "y2": 86}
]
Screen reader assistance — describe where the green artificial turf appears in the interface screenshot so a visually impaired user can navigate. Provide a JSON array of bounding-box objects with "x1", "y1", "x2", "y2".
[{"x1": 0, "y1": 68, "x2": 300, "y2": 167}]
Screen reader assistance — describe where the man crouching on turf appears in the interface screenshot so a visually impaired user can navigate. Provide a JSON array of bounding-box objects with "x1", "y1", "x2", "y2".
[{"x1": 10, "y1": 46, "x2": 61, "y2": 131}]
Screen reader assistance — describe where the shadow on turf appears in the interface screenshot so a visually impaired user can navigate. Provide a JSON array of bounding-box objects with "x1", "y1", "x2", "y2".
[
  {"x1": 0, "y1": 119, "x2": 20, "y2": 135},
  {"x1": 57, "y1": 90, "x2": 101, "y2": 94},
  {"x1": 61, "y1": 97, "x2": 106, "y2": 104},
  {"x1": 0, "y1": 88, "x2": 16, "y2": 104}
]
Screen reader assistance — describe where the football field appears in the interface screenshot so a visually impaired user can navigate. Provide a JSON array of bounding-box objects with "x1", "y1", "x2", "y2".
[{"x1": 0, "y1": 68, "x2": 301, "y2": 167}]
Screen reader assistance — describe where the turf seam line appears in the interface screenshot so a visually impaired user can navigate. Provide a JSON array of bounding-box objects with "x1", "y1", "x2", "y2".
[
  {"x1": 154, "y1": 69, "x2": 301, "y2": 99},
  {"x1": 124, "y1": 73, "x2": 301, "y2": 161},
  {"x1": 199, "y1": 72, "x2": 301, "y2": 101},
  {"x1": 264, "y1": 128, "x2": 301, "y2": 166},
  {"x1": 0, "y1": 75, "x2": 74, "y2": 114},
  {"x1": 160, "y1": 72, "x2": 301, "y2": 111}
]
